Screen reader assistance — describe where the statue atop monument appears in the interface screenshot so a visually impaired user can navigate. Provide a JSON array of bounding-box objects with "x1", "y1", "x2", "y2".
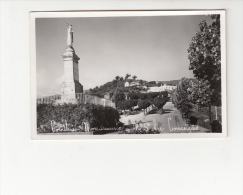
[
  {"x1": 55, "y1": 23, "x2": 83, "y2": 105},
  {"x1": 67, "y1": 23, "x2": 73, "y2": 46}
]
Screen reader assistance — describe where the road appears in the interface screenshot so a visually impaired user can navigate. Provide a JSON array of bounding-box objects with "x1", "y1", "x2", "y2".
[{"x1": 119, "y1": 102, "x2": 209, "y2": 133}]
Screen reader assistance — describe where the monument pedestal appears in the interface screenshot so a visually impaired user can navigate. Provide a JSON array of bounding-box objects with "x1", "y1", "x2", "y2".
[
  {"x1": 55, "y1": 98, "x2": 79, "y2": 105},
  {"x1": 55, "y1": 45, "x2": 83, "y2": 104}
]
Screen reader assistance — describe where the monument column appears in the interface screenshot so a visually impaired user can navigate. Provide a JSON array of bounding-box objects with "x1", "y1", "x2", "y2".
[{"x1": 59, "y1": 24, "x2": 83, "y2": 103}]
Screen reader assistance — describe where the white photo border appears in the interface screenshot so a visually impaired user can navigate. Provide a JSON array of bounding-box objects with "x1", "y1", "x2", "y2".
[{"x1": 30, "y1": 10, "x2": 227, "y2": 140}]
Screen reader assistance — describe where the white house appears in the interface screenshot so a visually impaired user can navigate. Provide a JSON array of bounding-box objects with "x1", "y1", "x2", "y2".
[
  {"x1": 124, "y1": 81, "x2": 130, "y2": 87},
  {"x1": 147, "y1": 83, "x2": 176, "y2": 92},
  {"x1": 124, "y1": 81, "x2": 141, "y2": 87},
  {"x1": 160, "y1": 83, "x2": 177, "y2": 91}
]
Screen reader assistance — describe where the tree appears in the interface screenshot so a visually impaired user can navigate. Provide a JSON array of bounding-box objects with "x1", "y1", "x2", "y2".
[
  {"x1": 115, "y1": 76, "x2": 120, "y2": 81},
  {"x1": 187, "y1": 79, "x2": 213, "y2": 121},
  {"x1": 117, "y1": 100, "x2": 137, "y2": 112},
  {"x1": 146, "y1": 81, "x2": 157, "y2": 87},
  {"x1": 132, "y1": 75, "x2": 137, "y2": 80},
  {"x1": 171, "y1": 89, "x2": 177, "y2": 105},
  {"x1": 159, "y1": 91, "x2": 168, "y2": 98},
  {"x1": 113, "y1": 92, "x2": 126, "y2": 104},
  {"x1": 187, "y1": 80, "x2": 212, "y2": 107},
  {"x1": 125, "y1": 73, "x2": 131, "y2": 80},
  {"x1": 187, "y1": 14, "x2": 221, "y2": 106},
  {"x1": 127, "y1": 91, "x2": 140, "y2": 100},
  {"x1": 172, "y1": 78, "x2": 194, "y2": 118},
  {"x1": 138, "y1": 100, "x2": 151, "y2": 110},
  {"x1": 153, "y1": 97, "x2": 168, "y2": 114}
]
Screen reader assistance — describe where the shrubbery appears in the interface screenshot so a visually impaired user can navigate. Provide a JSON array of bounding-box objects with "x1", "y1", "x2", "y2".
[
  {"x1": 137, "y1": 99, "x2": 151, "y2": 110},
  {"x1": 120, "y1": 129, "x2": 161, "y2": 134},
  {"x1": 116, "y1": 92, "x2": 169, "y2": 113},
  {"x1": 211, "y1": 120, "x2": 222, "y2": 133},
  {"x1": 116, "y1": 100, "x2": 138, "y2": 111},
  {"x1": 152, "y1": 97, "x2": 169, "y2": 113},
  {"x1": 37, "y1": 103, "x2": 120, "y2": 132},
  {"x1": 189, "y1": 112, "x2": 222, "y2": 132},
  {"x1": 189, "y1": 115, "x2": 198, "y2": 125},
  {"x1": 197, "y1": 118, "x2": 211, "y2": 130}
]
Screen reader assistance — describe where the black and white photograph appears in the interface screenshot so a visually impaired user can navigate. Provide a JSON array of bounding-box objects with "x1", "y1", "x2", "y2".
[
  {"x1": 31, "y1": 11, "x2": 226, "y2": 139},
  {"x1": 2, "y1": 1, "x2": 243, "y2": 195}
]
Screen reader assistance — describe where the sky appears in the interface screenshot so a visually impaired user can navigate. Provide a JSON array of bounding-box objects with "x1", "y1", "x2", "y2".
[{"x1": 36, "y1": 15, "x2": 212, "y2": 97}]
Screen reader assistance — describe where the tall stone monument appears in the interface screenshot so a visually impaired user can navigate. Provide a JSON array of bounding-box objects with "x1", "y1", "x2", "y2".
[{"x1": 58, "y1": 24, "x2": 83, "y2": 103}]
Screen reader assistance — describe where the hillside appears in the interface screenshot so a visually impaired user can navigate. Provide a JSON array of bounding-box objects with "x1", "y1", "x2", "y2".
[
  {"x1": 87, "y1": 75, "x2": 186, "y2": 98},
  {"x1": 157, "y1": 80, "x2": 180, "y2": 86},
  {"x1": 157, "y1": 79, "x2": 196, "y2": 86}
]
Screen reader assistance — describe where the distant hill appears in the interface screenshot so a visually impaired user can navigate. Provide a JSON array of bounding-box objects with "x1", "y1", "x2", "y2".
[
  {"x1": 88, "y1": 75, "x2": 196, "y2": 98},
  {"x1": 157, "y1": 78, "x2": 196, "y2": 86},
  {"x1": 157, "y1": 80, "x2": 180, "y2": 86}
]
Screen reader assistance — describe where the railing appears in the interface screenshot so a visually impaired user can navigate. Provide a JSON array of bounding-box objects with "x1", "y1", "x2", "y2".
[
  {"x1": 37, "y1": 93, "x2": 116, "y2": 108},
  {"x1": 75, "y1": 93, "x2": 116, "y2": 108},
  {"x1": 37, "y1": 94, "x2": 61, "y2": 104},
  {"x1": 144, "y1": 104, "x2": 156, "y2": 115}
]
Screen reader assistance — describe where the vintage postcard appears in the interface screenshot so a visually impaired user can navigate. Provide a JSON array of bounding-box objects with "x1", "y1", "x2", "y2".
[{"x1": 30, "y1": 10, "x2": 226, "y2": 139}]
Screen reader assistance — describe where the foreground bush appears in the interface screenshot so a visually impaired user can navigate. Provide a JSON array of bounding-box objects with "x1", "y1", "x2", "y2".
[
  {"x1": 211, "y1": 120, "x2": 222, "y2": 133},
  {"x1": 189, "y1": 112, "x2": 222, "y2": 132},
  {"x1": 37, "y1": 103, "x2": 120, "y2": 132},
  {"x1": 197, "y1": 118, "x2": 211, "y2": 130},
  {"x1": 119, "y1": 128, "x2": 161, "y2": 134}
]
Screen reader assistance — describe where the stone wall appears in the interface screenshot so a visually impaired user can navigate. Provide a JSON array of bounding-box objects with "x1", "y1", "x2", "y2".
[{"x1": 37, "y1": 93, "x2": 115, "y2": 108}]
